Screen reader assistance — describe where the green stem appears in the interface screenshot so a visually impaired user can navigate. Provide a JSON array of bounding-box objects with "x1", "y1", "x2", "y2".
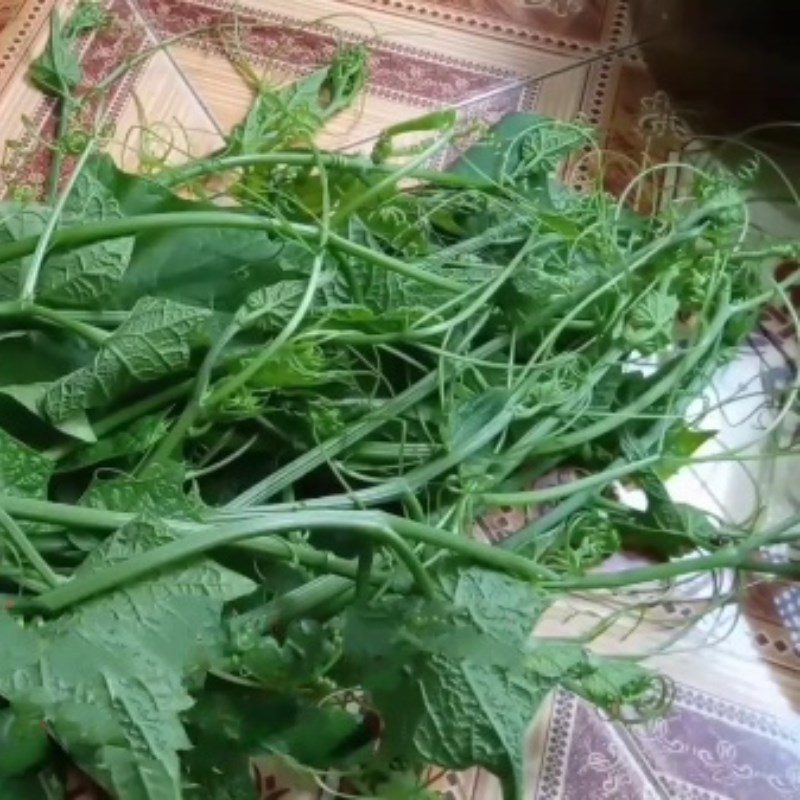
[
  {"x1": 480, "y1": 456, "x2": 659, "y2": 507},
  {"x1": 225, "y1": 336, "x2": 508, "y2": 508},
  {"x1": 230, "y1": 575, "x2": 355, "y2": 640},
  {"x1": 0, "y1": 494, "x2": 560, "y2": 608},
  {"x1": 547, "y1": 549, "x2": 800, "y2": 591},
  {"x1": 94, "y1": 378, "x2": 195, "y2": 438},
  {"x1": 228, "y1": 538, "x2": 389, "y2": 585},
  {"x1": 46, "y1": 95, "x2": 74, "y2": 206},
  {"x1": 146, "y1": 320, "x2": 241, "y2": 465},
  {"x1": 158, "y1": 151, "x2": 491, "y2": 192},
  {"x1": 58, "y1": 309, "x2": 130, "y2": 326},
  {"x1": 0, "y1": 301, "x2": 109, "y2": 345},
  {"x1": 17, "y1": 509, "x2": 435, "y2": 613},
  {"x1": 0, "y1": 211, "x2": 466, "y2": 294},
  {"x1": 500, "y1": 362, "x2": 719, "y2": 554},
  {"x1": 0, "y1": 507, "x2": 63, "y2": 588},
  {"x1": 46, "y1": 379, "x2": 195, "y2": 462},
  {"x1": 19, "y1": 142, "x2": 95, "y2": 301},
  {"x1": 331, "y1": 133, "x2": 451, "y2": 225},
  {"x1": 352, "y1": 441, "x2": 437, "y2": 462},
  {"x1": 206, "y1": 250, "x2": 326, "y2": 411},
  {"x1": 0, "y1": 494, "x2": 391, "y2": 586},
  {"x1": 356, "y1": 547, "x2": 375, "y2": 599},
  {"x1": 251, "y1": 400, "x2": 523, "y2": 513},
  {"x1": 530, "y1": 297, "x2": 731, "y2": 456},
  {"x1": 390, "y1": 517, "x2": 558, "y2": 581}
]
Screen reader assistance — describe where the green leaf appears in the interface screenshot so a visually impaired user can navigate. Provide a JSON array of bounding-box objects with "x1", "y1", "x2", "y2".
[
  {"x1": 64, "y1": 0, "x2": 108, "y2": 38},
  {"x1": 655, "y1": 424, "x2": 716, "y2": 479},
  {"x1": 0, "y1": 383, "x2": 96, "y2": 442},
  {"x1": 235, "y1": 619, "x2": 340, "y2": 690},
  {"x1": 449, "y1": 114, "x2": 588, "y2": 191},
  {"x1": 229, "y1": 46, "x2": 368, "y2": 156},
  {"x1": 0, "y1": 773, "x2": 64, "y2": 800},
  {"x1": 56, "y1": 414, "x2": 167, "y2": 472},
  {"x1": 71, "y1": 517, "x2": 255, "y2": 675},
  {"x1": 29, "y1": 11, "x2": 81, "y2": 96},
  {"x1": 82, "y1": 157, "x2": 312, "y2": 312},
  {"x1": 614, "y1": 469, "x2": 718, "y2": 557},
  {"x1": 229, "y1": 341, "x2": 347, "y2": 391},
  {"x1": 0, "y1": 426, "x2": 53, "y2": 498},
  {"x1": 623, "y1": 289, "x2": 679, "y2": 354},
  {"x1": 80, "y1": 462, "x2": 205, "y2": 520},
  {"x1": 234, "y1": 279, "x2": 307, "y2": 329},
  {"x1": 410, "y1": 655, "x2": 546, "y2": 796},
  {"x1": 0, "y1": 331, "x2": 92, "y2": 386},
  {"x1": 569, "y1": 655, "x2": 655, "y2": 709},
  {"x1": 43, "y1": 297, "x2": 209, "y2": 423},
  {"x1": 0, "y1": 169, "x2": 134, "y2": 307},
  {"x1": 0, "y1": 707, "x2": 52, "y2": 777},
  {"x1": 342, "y1": 566, "x2": 659, "y2": 799},
  {"x1": 446, "y1": 389, "x2": 513, "y2": 453},
  {"x1": 0, "y1": 515, "x2": 255, "y2": 800},
  {"x1": 28, "y1": 3, "x2": 107, "y2": 98},
  {"x1": 371, "y1": 109, "x2": 456, "y2": 163},
  {"x1": 342, "y1": 569, "x2": 551, "y2": 797},
  {"x1": 183, "y1": 685, "x2": 370, "y2": 799},
  {"x1": 41, "y1": 170, "x2": 135, "y2": 307}
]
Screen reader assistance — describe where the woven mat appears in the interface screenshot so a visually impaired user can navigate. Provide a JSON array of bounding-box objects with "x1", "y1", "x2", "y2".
[{"x1": 1, "y1": 2, "x2": 799, "y2": 798}]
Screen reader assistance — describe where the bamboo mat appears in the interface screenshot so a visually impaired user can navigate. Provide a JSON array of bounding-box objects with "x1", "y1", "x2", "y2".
[{"x1": 1, "y1": 2, "x2": 799, "y2": 798}]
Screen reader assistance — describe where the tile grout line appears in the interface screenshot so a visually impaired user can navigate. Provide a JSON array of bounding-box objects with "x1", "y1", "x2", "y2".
[
  {"x1": 343, "y1": 36, "x2": 655, "y2": 153},
  {"x1": 610, "y1": 720, "x2": 674, "y2": 800},
  {"x1": 335, "y1": 0, "x2": 608, "y2": 57},
  {"x1": 126, "y1": 0, "x2": 226, "y2": 138}
]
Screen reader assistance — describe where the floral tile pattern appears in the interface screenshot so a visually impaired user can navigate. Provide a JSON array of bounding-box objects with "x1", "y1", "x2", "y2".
[
  {"x1": 535, "y1": 687, "x2": 800, "y2": 800},
  {"x1": 336, "y1": 0, "x2": 627, "y2": 51}
]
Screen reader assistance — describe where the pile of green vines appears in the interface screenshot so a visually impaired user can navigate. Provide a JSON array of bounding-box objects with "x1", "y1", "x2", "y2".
[{"x1": 0, "y1": 5, "x2": 798, "y2": 799}]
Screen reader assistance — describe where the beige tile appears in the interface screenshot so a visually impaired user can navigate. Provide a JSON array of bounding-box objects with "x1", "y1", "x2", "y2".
[{"x1": 106, "y1": 48, "x2": 223, "y2": 171}]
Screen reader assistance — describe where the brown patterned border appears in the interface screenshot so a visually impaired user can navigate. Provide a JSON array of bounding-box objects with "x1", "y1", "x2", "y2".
[
  {"x1": 536, "y1": 685, "x2": 800, "y2": 800},
  {"x1": 136, "y1": 0, "x2": 522, "y2": 108},
  {"x1": 0, "y1": 0, "x2": 53, "y2": 95},
  {"x1": 337, "y1": 0, "x2": 629, "y2": 53},
  {"x1": 5, "y1": 0, "x2": 543, "y2": 193},
  {"x1": 2, "y1": 0, "x2": 150, "y2": 193}
]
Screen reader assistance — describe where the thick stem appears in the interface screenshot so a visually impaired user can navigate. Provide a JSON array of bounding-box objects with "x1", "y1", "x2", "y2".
[
  {"x1": 548, "y1": 549, "x2": 800, "y2": 591},
  {"x1": 390, "y1": 516, "x2": 559, "y2": 582},
  {"x1": 159, "y1": 151, "x2": 491, "y2": 192},
  {"x1": 0, "y1": 494, "x2": 559, "y2": 607},
  {"x1": 19, "y1": 143, "x2": 95, "y2": 301},
  {"x1": 0, "y1": 301, "x2": 109, "y2": 346},
  {"x1": 0, "y1": 494, "x2": 392, "y2": 586},
  {"x1": 480, "y1": 456, "x2": 659, "y2": 507},
  {"x1": 230, "y1": 575, "x2": 354, "y2": 640},
  {"x1": 0, "y1": 507, "x2": 63, "y2": 588},
  {"x1": 0, "y1": 211, "x2": 466, "y2": 294},
  {"x1": 17, "y1": 509, "x2": 435, "y2": 613}
]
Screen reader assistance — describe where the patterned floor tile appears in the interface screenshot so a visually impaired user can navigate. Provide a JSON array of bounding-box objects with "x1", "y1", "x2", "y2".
[
  {"x1": 534, "y1": 690, "x2": 662, "y2": 800},
  {"x1": 336, "y1": 0, "x2": 628, "y2": 53},
  {"x1": 625, "y1": 685, "x2": 800, "y2": 800},
  {"x1": 534, "y1": 686, "x2": 800, "y2": 800}
]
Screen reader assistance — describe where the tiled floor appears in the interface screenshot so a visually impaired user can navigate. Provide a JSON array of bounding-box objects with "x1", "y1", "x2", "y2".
[{"x1": 0, "y1": 2, "x2": 798, "y2": 799}]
